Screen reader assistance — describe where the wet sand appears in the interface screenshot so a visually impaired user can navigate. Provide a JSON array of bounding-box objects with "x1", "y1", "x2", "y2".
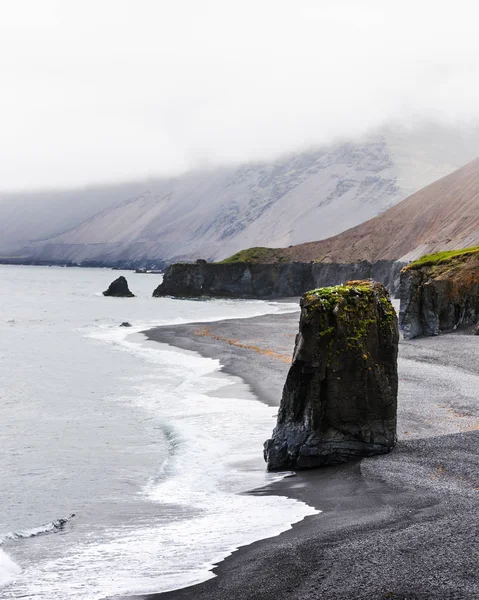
[{"x1": 137, "y1": 312, "x2": 478, "y2": 600}]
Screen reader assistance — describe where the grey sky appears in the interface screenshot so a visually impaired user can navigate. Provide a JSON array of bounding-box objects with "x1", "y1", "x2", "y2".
[{"x1": 1, "y1": 0, "x2": 479, "y2": 190}]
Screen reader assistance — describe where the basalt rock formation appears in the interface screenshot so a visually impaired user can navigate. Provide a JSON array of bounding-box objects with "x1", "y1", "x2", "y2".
[
  {"x1": 103, "y1": 276, "x2": 135, "y2": 297},
  {"x1": 264, "y1": 281, "x2": 399, "y2": 471},
  {"x1": 153, "y1": 259, "x2": 404, "y2": 299},
  {"x1": 399, "y1": 247, "x2": 479, "y2": 339}
]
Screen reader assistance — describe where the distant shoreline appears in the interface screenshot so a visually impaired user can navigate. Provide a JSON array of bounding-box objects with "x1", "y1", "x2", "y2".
[
  {"x1": 132, "y1": 312, "x2": 479, "y2": 600},
  {"x1": 0, "y1": 259, "x2": 165, "y2": 271}
]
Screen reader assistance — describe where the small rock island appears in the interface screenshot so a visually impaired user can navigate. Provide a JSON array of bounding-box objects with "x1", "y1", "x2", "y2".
[
  {"x1": 103, "y1": 276, "x2": 135, "y2": 297},
  {"x1": 400, "y1": 246, "x2": 479, "y2": 339},
  {"x1": 264, "y1": 280, "x2": 399, "y2": 471}
]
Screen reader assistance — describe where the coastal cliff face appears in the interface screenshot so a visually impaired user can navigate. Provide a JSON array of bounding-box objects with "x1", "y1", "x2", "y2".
[
  {"x1": 153, "y1": 259, "x2": 404, "y2": 299},
  {"x1": 264, "y1": 281, "x2": 399, "y2": 471},
  {"x1": 399, "y1": 248, "x2": 479, "y2": 339}
]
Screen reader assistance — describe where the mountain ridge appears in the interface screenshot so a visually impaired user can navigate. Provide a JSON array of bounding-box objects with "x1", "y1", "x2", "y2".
[
  {"x1": 2, "y1": 123, "x2": 479, "y2": 265},
  {"x1": 256, "y1": 157, "x2": 479, "y2": 263}
]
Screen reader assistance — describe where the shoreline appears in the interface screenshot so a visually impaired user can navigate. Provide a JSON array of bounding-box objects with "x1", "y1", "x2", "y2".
[
  {"x1": 133, "y1": 313, "x2": 478, "y2": 600},
  {"x1": 144, "y1": 312, "x2": 300, "y2": 407}
]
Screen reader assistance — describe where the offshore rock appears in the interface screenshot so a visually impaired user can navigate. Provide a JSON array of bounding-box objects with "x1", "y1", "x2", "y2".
[
  {"x1": 264, "y1": 281, "x2": 398, "y2": 471},
  {"x1": 399, "y1": 248, "x2": 479, "y2": 339},
  {"x1": 103, "y1": 276, "x2": 135, "y2": 297}
]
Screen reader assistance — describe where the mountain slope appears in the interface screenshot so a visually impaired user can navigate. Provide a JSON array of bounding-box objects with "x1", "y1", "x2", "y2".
[
  {"x1": 0, "y1": 182, "x2": 145, "y2": 250},
  {"x1": 3, "y1": 123, "x2": 479, "y2": 265},
  {"x1": 266, "y1": 158, "x2": 479, "y2": 263}
]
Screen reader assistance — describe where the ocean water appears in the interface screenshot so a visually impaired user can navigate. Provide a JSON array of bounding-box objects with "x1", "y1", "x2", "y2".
[{"x1": 0, "y1": 265, "x2": 317, "y2": 599}]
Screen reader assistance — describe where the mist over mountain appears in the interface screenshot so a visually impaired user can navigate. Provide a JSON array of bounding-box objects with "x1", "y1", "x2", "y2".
[
  {"x1": 3, "y1": 1, "x2": 479, "y2": 269},
  {"x1": 4, "y1": 2, "x2": 479, "y2": 192},
  {"x1": 1, "y1": 123, "x2": 478, "y2": 266},
  {"x1": 264, "y1": 156, "x2": 479, "y2": 264},
  {"x1": 0, "y1": 183, "x2": 143, "y2": 250}
]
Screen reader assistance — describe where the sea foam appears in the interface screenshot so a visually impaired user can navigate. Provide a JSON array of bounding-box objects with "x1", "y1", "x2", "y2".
[
  {"x1": 1, "y1": 515, "x2": 76, "y2": 543},
  {"x1": 3, "y1": 295, "x2": 316, "y2": 600},
  {"x1": 0, "y1": 550, "x2": 21, "y2": 587},
  {"x1": 56, "y1": 318, "x2": 319, "y2": 597}
]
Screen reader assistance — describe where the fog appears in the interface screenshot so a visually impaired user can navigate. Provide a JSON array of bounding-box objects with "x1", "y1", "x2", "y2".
[{"x1": 2, "y1": 0, "x2": 479, "y2": 190}]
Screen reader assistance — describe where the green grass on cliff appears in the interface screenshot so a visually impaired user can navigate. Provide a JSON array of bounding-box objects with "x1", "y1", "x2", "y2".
[
  {"x1": 405, "y1": 246, "x2": 479, "y2": 269},
  {"x1": 218, "y1": 247, "x2": 288, "y2": 264}
]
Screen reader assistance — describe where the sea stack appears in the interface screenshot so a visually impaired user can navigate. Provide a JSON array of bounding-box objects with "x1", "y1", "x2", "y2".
[
  {"x1": 264, "y1": 280, "x2": 398, "y2": 471},
  {"x1": 103, "y1": 276, "x2": 135, "y2": 297}
]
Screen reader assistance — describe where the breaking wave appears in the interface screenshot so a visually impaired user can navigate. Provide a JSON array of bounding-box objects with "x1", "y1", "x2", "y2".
[
  {"x1": 0, "y1": 550, "x2": 21, "y2": 587},
  {"x1": 1, "y1": 514, "x2": 76, "y2": 544}
]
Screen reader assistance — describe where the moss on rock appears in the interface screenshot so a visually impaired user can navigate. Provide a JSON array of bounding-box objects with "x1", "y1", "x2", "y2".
[{"x1": 302, "y1": 280, "x2": 396, "y2": 354}]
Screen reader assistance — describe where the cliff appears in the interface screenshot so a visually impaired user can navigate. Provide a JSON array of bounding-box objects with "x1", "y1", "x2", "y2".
[
  {"x1": 399, "y1": 247, "x2": 479, "y2": 339},
  {"x1": 151, "y1": 155, "x2": 479, "y2": 300},
  {"x1": 264, "y1": 281, "x2": 398, "y2": 470},
  {"x1": 153, "y1": 259, "x2": 404, "y2": 299}
]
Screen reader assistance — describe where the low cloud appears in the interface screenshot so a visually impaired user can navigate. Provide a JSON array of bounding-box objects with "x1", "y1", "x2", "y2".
[{"x1": 2, "y1": 0, "x2": 479, "y2": 189}]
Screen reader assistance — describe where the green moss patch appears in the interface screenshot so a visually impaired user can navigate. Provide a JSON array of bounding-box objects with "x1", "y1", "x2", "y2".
[
  {"x1": 404, "y1": 246, "x2": 479, "y2": 270},
  {"x1": 302, "y1": 281, "x2": 396, "y2": 355},
  {"x1": 303, "y1": 281, "x2": 384, "y2": 310},
  {"x1": 218, "y1": 247, "x2": 288, "y2": 264}
]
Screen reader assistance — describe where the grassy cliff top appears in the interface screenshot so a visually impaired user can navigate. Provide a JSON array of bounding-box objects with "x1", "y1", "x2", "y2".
[
  {"x1": 404, "y1": 246, "x2": 479, "y2": 270},
  {"x1": 218, "y1": 247, "x2": 288, "y2": 264}
]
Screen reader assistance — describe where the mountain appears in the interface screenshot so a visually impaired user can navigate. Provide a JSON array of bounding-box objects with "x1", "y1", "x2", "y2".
[
  {"x1": 268, "y1": 157, "x2": 479, "y2": 263},
  {"x1": 2, "y1": 123, "x2": 479, "y2": 265},
  {"x1": 0, "y1": 183, "x2": 144, "y2": 251}
]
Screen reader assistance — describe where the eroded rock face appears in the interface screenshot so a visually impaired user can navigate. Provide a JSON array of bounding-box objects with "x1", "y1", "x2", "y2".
[
  {"x1": 264, "y1": 281, "x2": 398, "y2": 471},
  {"x1": 153, "y1": 260, "x2": 404, "y2": 299},
  {"x1": 103, "y1": 276, "x2": 135, "y2": 297},
  {"x1": 399, "y1": 249, "x2": 479, "y2": 339}
]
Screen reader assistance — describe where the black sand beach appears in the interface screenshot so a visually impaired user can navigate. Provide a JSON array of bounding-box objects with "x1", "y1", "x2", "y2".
[{"x1": 137, "y1": 312, "x2": 478, "y2": 600}]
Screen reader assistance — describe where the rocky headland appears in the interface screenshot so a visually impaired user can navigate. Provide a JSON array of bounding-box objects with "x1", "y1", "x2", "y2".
[
  {"x1": 153, "y1": 257, "x2": 403, "y2": 299},
  {"x1": 152, "y1": 158, "x2": 479, "y2": 301},
  {"x1": 399, "y1": 246, "x2": 479, "y2": 339},
  {"x1": 264, "y1": 281, "x2": 398, "y2": 471}
]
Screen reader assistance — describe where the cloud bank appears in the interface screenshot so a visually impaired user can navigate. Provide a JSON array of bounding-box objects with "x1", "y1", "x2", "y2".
[{"x1": 1, "y1": 0, "x2": 479, "y2": 189}]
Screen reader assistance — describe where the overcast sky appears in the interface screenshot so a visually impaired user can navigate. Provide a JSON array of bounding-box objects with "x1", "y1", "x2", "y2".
[{"x1": 1, "y1": 0, "x2": 479, "y2": 190}]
